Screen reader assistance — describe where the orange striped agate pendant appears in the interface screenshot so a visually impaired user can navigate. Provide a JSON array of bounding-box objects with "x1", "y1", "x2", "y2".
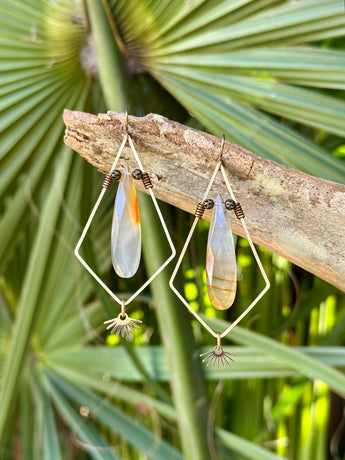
[{"x1": 111, "y1": 165, "x2": 141, "y2": 278}]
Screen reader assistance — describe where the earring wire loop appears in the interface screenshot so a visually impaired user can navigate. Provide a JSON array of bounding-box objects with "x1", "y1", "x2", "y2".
[
  {"x1": 219, "y1": 134, "x2": 225, "y2": 163},
  {"x1": 121, "y1": 301, "x2": 126, "y2": 318},
  {"x1": 125, "y1": 108, "x2": 129, "y2": 134},
  {"x1": 217, "y1": 333, "x2": 221, "y2": 350}
]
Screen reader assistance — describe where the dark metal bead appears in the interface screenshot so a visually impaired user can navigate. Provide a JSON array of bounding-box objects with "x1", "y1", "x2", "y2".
[
  {"x1": 225, "y1": 199, "x2": 236, "y2": 210},
  {"x1": 203, "y1": 199, "x2": 215, "y2": 209},
  {"x1": 111, "y1": 169, "x2": 121, "y2": 180},
  {"x1": 132, "y1": 169, "x2": 143, "y2": 180}
]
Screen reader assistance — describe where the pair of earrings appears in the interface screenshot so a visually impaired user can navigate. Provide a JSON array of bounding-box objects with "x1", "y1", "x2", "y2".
[{"x1": 75, "y1": 112, "x2": 270, "y2": 368}]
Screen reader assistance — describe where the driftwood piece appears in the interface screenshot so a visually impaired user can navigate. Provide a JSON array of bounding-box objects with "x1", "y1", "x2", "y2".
[{"x1": 63, "y1": 109, "x2": 345, "y2": 292}]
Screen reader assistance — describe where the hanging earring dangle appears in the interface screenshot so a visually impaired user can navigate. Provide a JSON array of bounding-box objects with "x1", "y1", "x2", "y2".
[
  {"x1": 169, "y1": 136, "x2": 270, "y2": 368},
  {"x1": 74, "y1": 111, "x2": 176, "y2": 338}
]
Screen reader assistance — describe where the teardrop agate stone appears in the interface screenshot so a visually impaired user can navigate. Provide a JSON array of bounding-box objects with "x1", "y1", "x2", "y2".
[
  {"x1": 206, "y1": 194, "x2": 237, "y2": 310},
  {"x1": 111, "y1": 165, "x2": 141, "y2": 278}
]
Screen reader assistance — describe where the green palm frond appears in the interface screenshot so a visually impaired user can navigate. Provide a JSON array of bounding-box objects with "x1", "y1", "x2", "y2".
[
  {"x1": 45, "y1": 343, "x2": 345, "y2": 385},
  {"x1": 1, "y1": 1, "x2": 345, "y2": 459},
  {"x1": 111, "y1": 0, "x2": 345, "y2": 181}
]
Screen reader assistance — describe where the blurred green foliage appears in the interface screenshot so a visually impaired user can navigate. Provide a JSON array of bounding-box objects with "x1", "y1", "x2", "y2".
[{"x1": 0, "y1": 1, "x2": 344, "y2": 459}]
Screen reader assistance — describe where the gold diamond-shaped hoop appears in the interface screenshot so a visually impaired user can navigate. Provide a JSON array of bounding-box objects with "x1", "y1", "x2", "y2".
[
  {"x1": 74, "y1": 111, "x2": 176, "y2": 336},
  {"x1": 169, "y1": 136, "x2": 270, "y2": 367}
]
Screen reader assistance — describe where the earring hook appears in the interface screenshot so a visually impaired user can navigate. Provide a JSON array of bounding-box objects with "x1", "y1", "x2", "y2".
[
  {"x1": 125, "y1": 108, "x2": 129, "y2": 134},
  {"x1": 219, "y1": 134, "x2": 225, "y2": 163}
]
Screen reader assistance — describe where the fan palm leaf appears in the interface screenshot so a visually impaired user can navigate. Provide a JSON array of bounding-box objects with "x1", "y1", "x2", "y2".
[{"x1": 1, "y1": 0, "x2": 344, "y2": 459}]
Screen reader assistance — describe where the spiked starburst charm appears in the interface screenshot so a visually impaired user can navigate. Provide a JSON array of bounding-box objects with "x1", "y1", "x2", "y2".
[
  {"x1": 199, "y1": 333, "x2": 236, "y2": 369},
  {"x1": 104, "y1": 313, "x2": 142, "y2": 338},
  {"x1": 200, "y1": 347, "x2": 236, "y2": 369}
]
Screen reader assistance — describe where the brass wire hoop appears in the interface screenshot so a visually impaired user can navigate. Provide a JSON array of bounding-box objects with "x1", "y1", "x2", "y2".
[
  {"x1": 74, "y1": 111, "x2": 176, "y2": 330},
  {"x1": 169, "y1": 136, "x2": 270, "y2": 360}
]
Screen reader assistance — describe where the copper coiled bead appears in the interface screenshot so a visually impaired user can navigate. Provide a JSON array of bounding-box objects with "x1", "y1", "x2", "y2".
[
  {"x1": 194, "y1": 202, "x2": 205, "y2": 218},
  {"x1": 141, "y1": 172, "x2": 153, "y2": 189},
  {"x1": 234, "y1": 202, "x2": 245, "y2": 219},
  {"x1": 102, "y1": 173, "x2": 113, "y2": 189}
]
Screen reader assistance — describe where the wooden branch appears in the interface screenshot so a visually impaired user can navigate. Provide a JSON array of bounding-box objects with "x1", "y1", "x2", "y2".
[{"x1": 63, "y1": 109, "x2": 345, "y2": 292}]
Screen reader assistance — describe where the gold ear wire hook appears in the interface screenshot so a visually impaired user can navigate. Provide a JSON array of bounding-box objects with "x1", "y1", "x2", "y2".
[
  {"x1": 219, "y1": 134, "x2": 225, "y2": 163},
  {"x1": 125, "y1": 108, "x2": 129, "y2": 135}
]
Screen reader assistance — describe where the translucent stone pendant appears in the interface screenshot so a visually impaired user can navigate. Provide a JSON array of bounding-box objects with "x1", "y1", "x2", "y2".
[
  {"x1": 206, "y1": 194, "x2": 237, "y2": 310},
  {"x1": 111, "y1": 165, "x2": 141, "y2": 278}
]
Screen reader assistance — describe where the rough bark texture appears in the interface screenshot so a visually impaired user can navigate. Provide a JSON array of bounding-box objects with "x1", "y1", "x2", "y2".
[{"x1": 63, "y1": 109, "x2": 345, "y2": 292}]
